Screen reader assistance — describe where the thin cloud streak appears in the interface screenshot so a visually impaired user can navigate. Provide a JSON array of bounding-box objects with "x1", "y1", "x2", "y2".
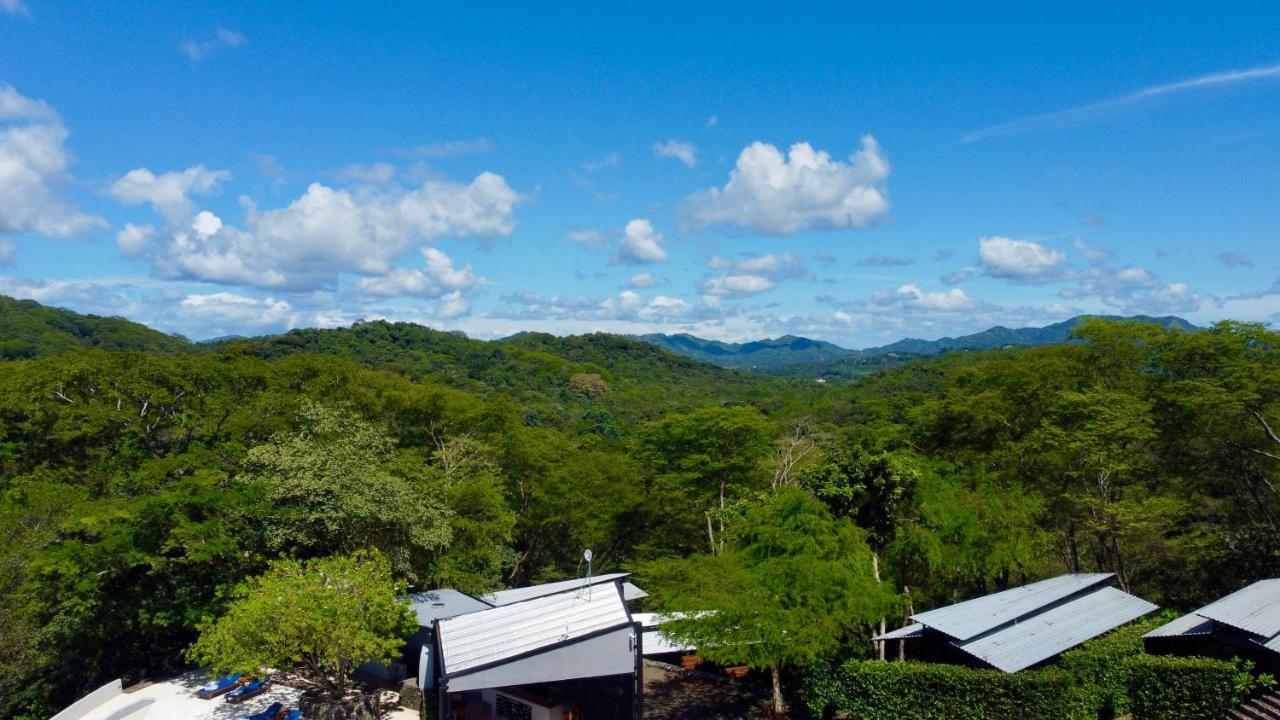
[{"x1": 964, "y1": 63, "x2": 1280, "y2": 142}]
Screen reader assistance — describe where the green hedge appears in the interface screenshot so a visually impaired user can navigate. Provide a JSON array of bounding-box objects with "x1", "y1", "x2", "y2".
[
  {"x1": 804, "y1": 660, "x2": 1098, "y2": 720},
  {"x1": 1059, "y1": 613, "x2": 1173, "y2": 717},
  {"x1": 1125, "y1": 654, "x2": 1257, "y2": 720}
]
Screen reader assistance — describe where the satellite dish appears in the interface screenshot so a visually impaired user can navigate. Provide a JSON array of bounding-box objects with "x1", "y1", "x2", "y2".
[{"x1": 583, "y1": 549, "x2": 593, "y2": 562}]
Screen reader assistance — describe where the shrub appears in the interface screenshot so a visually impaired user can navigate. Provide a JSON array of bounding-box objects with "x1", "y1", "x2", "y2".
[
  {"x1": 1125, "y1": 654, "x2": 1259, "y2": 720},
  {"x1": 1059, "y1": 612, "x2": 1175, "y2": 717},
  {"x1": 803, "y1": 660, "x2": 1097, "y2": 720}
]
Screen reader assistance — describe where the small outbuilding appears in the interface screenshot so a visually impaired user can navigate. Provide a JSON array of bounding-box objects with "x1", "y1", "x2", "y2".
[
  {"x1": 435, "y1": 578, "x2": 643, "y2": 720},
  {"x1": 876, "y1": 573, "x2": 1158, "y2": 672},
  {"x1": 1144, "y1": 578, "x2": 1280, "y2": 672}
]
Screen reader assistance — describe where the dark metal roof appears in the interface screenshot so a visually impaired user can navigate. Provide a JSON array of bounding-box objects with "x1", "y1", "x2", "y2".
[{"x1": 404, "y1": 589, "x2": 493, "y2": 626}]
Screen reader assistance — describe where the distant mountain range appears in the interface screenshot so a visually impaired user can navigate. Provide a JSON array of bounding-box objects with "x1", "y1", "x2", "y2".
[
  {"x1": 634, "y1": 333, "x2": 854, "y2": 369},
  {"x1": 637, "y1": 315, "x2": 1197, "y2": 370},
  {"x1": 0, "y1": 294, "x2": 1197, "y2": 382}
]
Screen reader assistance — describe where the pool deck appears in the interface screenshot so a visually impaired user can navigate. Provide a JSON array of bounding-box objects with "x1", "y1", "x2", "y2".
[{"x1": 72, "y1": 672, "x2": 417, "y2": 720}]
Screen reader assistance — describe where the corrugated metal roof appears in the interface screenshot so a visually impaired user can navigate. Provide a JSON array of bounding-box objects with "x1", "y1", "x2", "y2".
[
  {"x1": 958, "y1": 586, "x2": 1157, "y2": 673},
  {"x1": 1194, "y1": 579, "x2": 1280, "y2": 640},
  {"x1": 404, "y1": 589, "x2": 493, "y2": 626},
  {"x1": 1263, "y1": 634, "x2": 1280, "y2": 653},
  {"x1": 875, "y1": 623, "x2": 925, "y2": 641},
  {"x1": 1143, "y1": 613, "x2": 1215, "y2": 639},
  {"x1": 642, "y1": 629, "x2": 696, "y2": 655},
  {"x1": 911, "y1": 573, "x2": 1114, "y2": 641},
  {"x1": 481, "y1": 573, "x2": 634, "y2": 606},
  {"x1": 621, "y1": 581, "x2": 648, "y2": 601},
  {"x1": 437, "y1": 583, "x2": 632, "y2": 676}
]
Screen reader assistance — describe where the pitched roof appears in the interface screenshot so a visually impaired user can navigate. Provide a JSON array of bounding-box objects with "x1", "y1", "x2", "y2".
[
  {"x1": 877, "y1": 623, "x2": 925, "y2": 640},
  {"x1": 480, "y1": 573, "x2": 646, "y2": 606},
  {"x1": 910, "y1": 573, "x2": 1115, "y2": 641},
  {"x1": 1195, "y1": 579, "x2": 1280, "y2": 639},
  {"x1": 878, "y1": 573, "x2": 1157, "y2": 672},
  {"x1": 404, "y1": 589, "x2": 492, "y2": 626},
  {"x1": 437, "y1": 581, "x2": 632, "y2": 676},
  {"x1": 958, "y1": 586, "x2": 1157, "y2": 672},
  {"x1": 1144, "y1": 578, "x2": 1280, "y2": 653},
  {"x1": 1143, "y1": 612, "x2": 1214, "y2": 638}
]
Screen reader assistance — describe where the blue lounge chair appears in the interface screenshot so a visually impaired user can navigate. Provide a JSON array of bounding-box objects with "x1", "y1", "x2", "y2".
[
  {"x1": 281, "y1": 710, "x2": 302, "y2": 720},
  {"x1": 195, "y1": 673, "x2": 243, "y2": 699},
  {"x1": 242, "y1": 702, "x2": 284, "y2": 720},
  {"x1": 225, "y1": 676, "x2": 272, "y2": 704}
]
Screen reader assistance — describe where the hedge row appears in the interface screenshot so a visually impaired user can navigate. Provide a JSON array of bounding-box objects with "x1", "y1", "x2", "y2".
[
  {"x1": 804, "y1": 654, "x2": 1262, "y2": 720},
  {"x1": 1126, "y1": 654, "x2": 1257, "y2": 720},
  {"x1": 803, "y1": 660, "x2": 1098, "y2": 720}
]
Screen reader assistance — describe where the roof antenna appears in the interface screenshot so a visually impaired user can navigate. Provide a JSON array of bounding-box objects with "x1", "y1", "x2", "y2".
[{"x1": 581, "y1": 549, "x2": 593, "y2": 600}]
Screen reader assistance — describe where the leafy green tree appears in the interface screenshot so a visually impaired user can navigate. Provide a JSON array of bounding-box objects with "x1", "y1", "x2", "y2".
[
  {"x1": 188, "y1": 552, "x2": 416, "y2": 699},
  {"x1": 640, "y1": 488, "x2": 893, "y2": 714},
  {"x1": 238, "y1": 403, "x2": 452, "y2": 582},
  {"x1": 635, "y1": 406, "x2": 771, "y2": 554},
  {"x1": 409, "y1": 434, "x2": 514, "y2": 594}
]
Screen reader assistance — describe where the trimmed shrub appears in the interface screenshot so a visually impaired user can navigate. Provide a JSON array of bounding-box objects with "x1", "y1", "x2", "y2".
[
  {"x1": 1059, "y1": 613, "x2": 1175, "y2": 717},
  {"x1": 1125, "y1": 654, "x2": 1257, "y2": 720},
  {"x1": 803, "y1": 660, "x2": 1097, "y2": 720}
]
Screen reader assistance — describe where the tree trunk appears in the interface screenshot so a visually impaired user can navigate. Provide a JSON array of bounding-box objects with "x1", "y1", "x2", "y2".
[
  {"x1": 871, "y1": 552, "x2": 885, "y2": 660},
  {"x1": 771, "y1": 664, "x2": 784, "y2": 716},
  {"x1": 718, "y1": 478, "x2": 726, "y2": 554}
]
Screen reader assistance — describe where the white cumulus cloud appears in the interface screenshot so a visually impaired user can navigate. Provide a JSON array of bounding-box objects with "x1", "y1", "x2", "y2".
[
  {"x1": 979, "y1": 236, "x2": 1067, "y2": 282},
  {"x1": 121, "y1": 171, "x2": 518, "y2": 291},
  {"x1": 872, "y1": 284, "x2": 976, "y2": 312},
  {"x1": 355, "y1": 247, "x2": 479, "y2": 299},
  {"x1": 699, "y1": 274, "x2": 776, "y2": 297},
  {"x1": 683, "y1": 135, "x2": 890, "y2": 235},
  {"x1": 617, "y1": 218, "x2": 667, "y2": 264},
  {"x1": 0, "y1": 85, "x2": 105, "y2": 237},
  {"x1": 108, "y1": 165, "x2": 231, "y2": 223}
]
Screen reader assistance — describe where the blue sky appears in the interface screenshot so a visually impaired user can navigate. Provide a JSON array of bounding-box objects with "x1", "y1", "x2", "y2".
[{"x1": 2, "y1": 1, "x2": 1279, "y2": 345}]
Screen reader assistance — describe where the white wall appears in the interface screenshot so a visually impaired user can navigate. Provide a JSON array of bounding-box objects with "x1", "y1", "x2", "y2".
[{"x1": 49, "y1": 679, "x2": 124, "y2": 720}]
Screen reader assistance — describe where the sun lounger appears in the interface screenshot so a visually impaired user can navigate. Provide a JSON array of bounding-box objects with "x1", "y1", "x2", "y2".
[
  {"x1": 242, "y1": 701, "x2": 284, "y2": 720},
  {"x1": 225, "y1": 676, "x2": 272, "y2": 704},
  {"x1": 195, "y1": 673, "x2": 243, "y2": 699}
]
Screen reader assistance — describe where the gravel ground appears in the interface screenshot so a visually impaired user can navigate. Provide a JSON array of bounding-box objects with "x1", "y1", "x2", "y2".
[{"x1": 642, "y1": 661, "x2": 765, "y2": 720}]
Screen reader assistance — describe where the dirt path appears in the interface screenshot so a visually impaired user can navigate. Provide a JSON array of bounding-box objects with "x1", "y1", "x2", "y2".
[{"x1": 642, "y1": 661, "x2": 764, "y2": 720}]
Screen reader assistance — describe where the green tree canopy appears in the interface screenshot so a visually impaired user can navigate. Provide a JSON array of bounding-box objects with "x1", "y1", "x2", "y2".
[
  {"x1": 188, "y1": 552, "x2": 416, "y2": 698},
  {"x1": 238, "y1": 403, "x2": 452, "y2": 582},
  {"x1": 635, "y1": 406, "x2": 772, "y2": 554},
  {"x1": 639, "y1": 488, "x2": 894, "y2": 713}
]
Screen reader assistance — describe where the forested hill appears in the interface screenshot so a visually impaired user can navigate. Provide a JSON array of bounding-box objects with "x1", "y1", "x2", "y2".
[
  {"x1": 861, "y1": 314, "x2": 1196, "y2": 356},
  {"x1": 636, "y1": 333, "x2": 855, "y2": 369},
  {"x1": 1, "y1": 294, "x2": 1278, "y2": 719},
  {"x1": 637, "y1": 315, "x2": 1196, "y2": 373},
  {"x1": 0, "y1": 295, "x2": 190, "y2": 359}
]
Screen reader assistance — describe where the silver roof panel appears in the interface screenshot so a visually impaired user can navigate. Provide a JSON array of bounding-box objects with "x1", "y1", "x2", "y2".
[
  {"x1": 911, "y1": 573, "x2": 1115, "y2": 641},
  {"x1": 875, "y1": 623, "x2": 925, "y2": 641},
  {"x1": 1144, "y1": 613, "x2": 1215, "y2": 639},
  {"x1": 1194, "y1": 579, "x2": 1280, "y2": 640},
  {"x1": 437, "y1": 582, "x2": 632, "y2": 676},
  {"x1": 481, "y1": 572, "x2": 633, "y2": 606},
  {"x1": 959, "y1": 586, "x2": 1157, "y2": 673}
]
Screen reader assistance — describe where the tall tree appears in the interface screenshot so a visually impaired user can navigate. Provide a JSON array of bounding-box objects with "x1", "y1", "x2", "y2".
[
  {"x1": 635, "y1": 406, "x2": 771, "y2": 554},
  {"x1": 238, "y1": 402, "x2": 452, "y2": 583},
  {"x1": 189, "y1": 552, "x2": 416, "y2": 699},
  {"x1": 639, "y1": 489, "x2": 893, "y2": 715}
]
